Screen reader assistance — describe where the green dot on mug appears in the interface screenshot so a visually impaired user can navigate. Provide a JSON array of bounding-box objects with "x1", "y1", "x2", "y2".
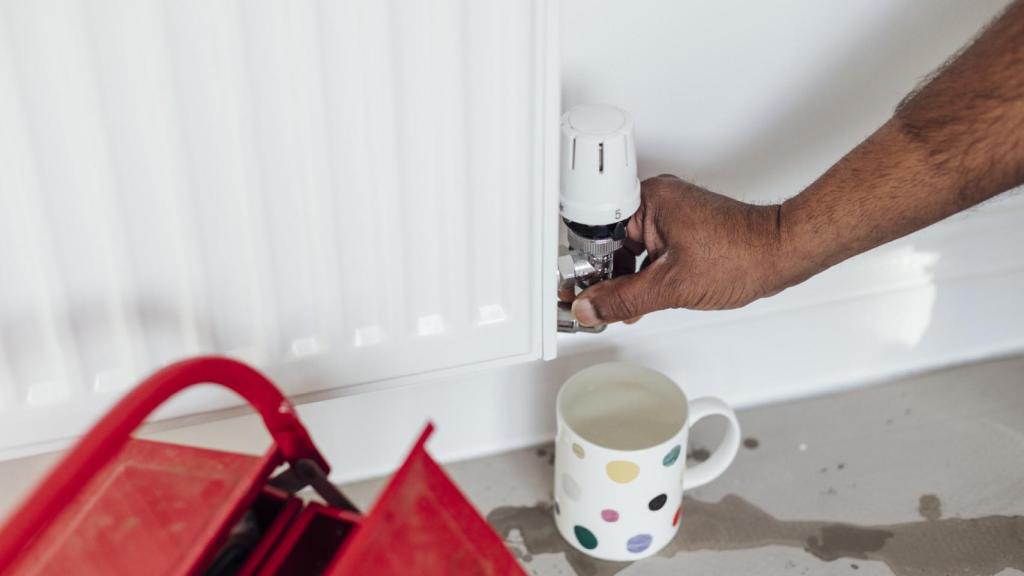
[
  {"x1": 574, "y1": 525, "x2": 598, "y2": 550},
  {"x1": 662, "y1": 445, "x2": 681, "y2": 466}
]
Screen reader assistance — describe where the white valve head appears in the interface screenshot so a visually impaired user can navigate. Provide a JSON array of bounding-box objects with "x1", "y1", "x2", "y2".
[{"x1": 560, "y1": 104, "x2": 640, "y2": 226}]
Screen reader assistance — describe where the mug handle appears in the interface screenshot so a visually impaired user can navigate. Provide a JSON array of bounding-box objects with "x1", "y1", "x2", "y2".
[{"x1": 684, "y1": 397, "x2": 741, "y2": 490}]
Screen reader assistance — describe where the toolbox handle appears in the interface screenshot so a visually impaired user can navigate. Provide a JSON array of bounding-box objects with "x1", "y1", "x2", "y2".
[{"x1": 0, "y1": 356, "x2": 329, "y2": 570}]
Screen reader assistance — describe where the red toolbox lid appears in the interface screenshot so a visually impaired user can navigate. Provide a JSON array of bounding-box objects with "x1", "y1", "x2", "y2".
[
  {"x1": 8, "y1": 438, "x2": 278, "y2": 576},
  {"x1": 325, "y1": 425, "x2": 524, "y2": 576}
]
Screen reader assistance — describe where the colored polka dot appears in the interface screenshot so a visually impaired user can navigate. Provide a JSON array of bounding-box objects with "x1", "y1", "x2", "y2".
[
  {"x1": 672, "y1": 505, "x2": 682, "y2": 527},
  {"x1": 600, "y1": 509, "x2": 619, "y2": 522},
  {"x1": 626, "y1": 533, "x2": 652, "y2": 554},
  {"x1": 561, "y1": 473, "x2": 582, "y2": 501},
  {"x1": 574, "y1": 525, "x2": 598, "y2": 550},
  {"x1": 662, "y1": 445, "x2": 681, "y2": 467},
  {"x1": 572, "y1": 443, "x2": 585, "y2": 459},
  {"x1": 648, "y1": 493, "x2": 667, "y2": 511},
  {"x1": 606, "y1": 460, "x2": 640, "y2": 484},
  {"x1": 554, "y1": 501, "x2": 560, "y2": 516}
]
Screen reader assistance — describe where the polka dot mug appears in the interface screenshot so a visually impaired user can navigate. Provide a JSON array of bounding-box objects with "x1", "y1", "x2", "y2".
[{"x1": 554, "y1": 362, "x2": 741, "y2": 561}]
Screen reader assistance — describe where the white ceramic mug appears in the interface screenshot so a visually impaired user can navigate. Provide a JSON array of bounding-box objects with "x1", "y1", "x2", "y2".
[{"x1": 554, "y1": 362, "x2": 741, "y2": 561}]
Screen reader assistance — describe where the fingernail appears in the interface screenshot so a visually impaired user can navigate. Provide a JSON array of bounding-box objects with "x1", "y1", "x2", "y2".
[{"x1": 571, "y1": 298, "x2": 598, "y2": 327}]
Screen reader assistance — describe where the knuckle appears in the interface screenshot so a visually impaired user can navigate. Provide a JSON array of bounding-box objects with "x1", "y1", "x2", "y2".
[
  {"x1": 642, "y1": 176, "x2": 670, "y2": 193},
  {"x1": 658, "y1": 265, "x2": 687, "y2": 309},
  {"x1": 593, "y1": 283, "x2": 636, "y2": 321},
  {"x1": 608, "y1": 286, "x2": 639, "y2": 320}
]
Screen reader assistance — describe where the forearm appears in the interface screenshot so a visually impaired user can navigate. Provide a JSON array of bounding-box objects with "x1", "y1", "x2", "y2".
[{"x1": 776, "y1": 0, "x2": 1024, "y2": 286}]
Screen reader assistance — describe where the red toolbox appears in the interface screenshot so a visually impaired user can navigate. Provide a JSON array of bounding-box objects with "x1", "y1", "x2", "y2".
[{"x1": 0, "y1": 356, "x2": 524, "y2": 575}]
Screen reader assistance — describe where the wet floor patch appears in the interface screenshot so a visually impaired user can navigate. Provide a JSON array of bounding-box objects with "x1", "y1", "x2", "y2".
[
  {"x1": 918, "y1": 494, "x2": 942, "y2": 521},
  {"x1": 487, "y1": 495, "x2": 1024, "y2": 576},
  {"x1": 686, "y1": 447, "x2": 710, "y2": 463},
  {"x1": 535, "y1": 444, "x2": 555, "y2": 467},
  {"x1": 488, "y1": 502, "x2": 628, "y2": 576}
]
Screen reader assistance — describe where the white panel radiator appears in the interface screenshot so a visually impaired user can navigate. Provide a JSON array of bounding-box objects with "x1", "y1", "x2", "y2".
[{"x1": 0, "y1": 0, "x2": 559, "y2": 458}]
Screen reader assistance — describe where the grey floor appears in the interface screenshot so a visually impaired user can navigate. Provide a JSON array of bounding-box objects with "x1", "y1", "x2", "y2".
[
  {"x1": 343, "y1": 355, "x2": 1024, "y2": 576},
  {"x1": 1, "y1": 356, "x2": 1021, "y2": 575}
]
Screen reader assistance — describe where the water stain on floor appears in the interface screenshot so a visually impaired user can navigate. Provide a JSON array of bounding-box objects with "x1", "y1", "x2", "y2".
[
  {"x1": 487, "y1": 495, "x2": 1024, "y2": 576},
  {"x1": 535, "y1": 445, "x2": 556, "y2": 467},
  {"x1": 686, "y1": 447, "x2": 710, "y2": 463},
  {"x1": 917, "y1": 494, "x2": 942, "y2": 521}
]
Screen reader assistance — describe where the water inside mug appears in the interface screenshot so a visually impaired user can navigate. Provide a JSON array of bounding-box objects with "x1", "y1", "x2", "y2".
[{"x1": 563, "y1": 378, "x2": 686, "y2": 450}]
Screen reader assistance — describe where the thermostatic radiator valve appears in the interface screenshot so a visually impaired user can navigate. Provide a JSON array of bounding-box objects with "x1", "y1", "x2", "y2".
[{"x1": 557, "y1": 104, "x2": 640, "y2": 333}]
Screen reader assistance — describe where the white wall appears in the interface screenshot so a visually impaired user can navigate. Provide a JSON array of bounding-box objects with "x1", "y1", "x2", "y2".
[
  {"x1": 3, "y1": 0, "x2": 1024, "y2": 489},
  {"x1": 557, "y1": 0, "x2": 1024, "y2": 369}
]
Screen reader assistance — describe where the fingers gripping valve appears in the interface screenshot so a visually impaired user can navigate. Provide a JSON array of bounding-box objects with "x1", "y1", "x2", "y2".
[{"x1": 558, "y1": 104, "x2": 641, "y2": 333}]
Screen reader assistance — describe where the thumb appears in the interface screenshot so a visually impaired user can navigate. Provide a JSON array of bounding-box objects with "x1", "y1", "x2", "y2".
[{"x1": 571, "y1": 262, "x2": 670, "y2": 326}]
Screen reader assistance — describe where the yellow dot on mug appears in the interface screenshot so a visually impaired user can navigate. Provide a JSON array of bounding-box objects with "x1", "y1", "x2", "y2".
[
  {"x1": 606, "y1": 460, "x2": 640, "y2": 484},
  {"x1": 572, "y1": 443, "x2": 585, "y2": 459}
]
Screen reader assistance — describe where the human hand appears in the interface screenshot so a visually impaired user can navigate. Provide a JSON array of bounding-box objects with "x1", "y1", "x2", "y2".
[{"x1": 569, "y1": 175, "x2": 789, "y2": 327}]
